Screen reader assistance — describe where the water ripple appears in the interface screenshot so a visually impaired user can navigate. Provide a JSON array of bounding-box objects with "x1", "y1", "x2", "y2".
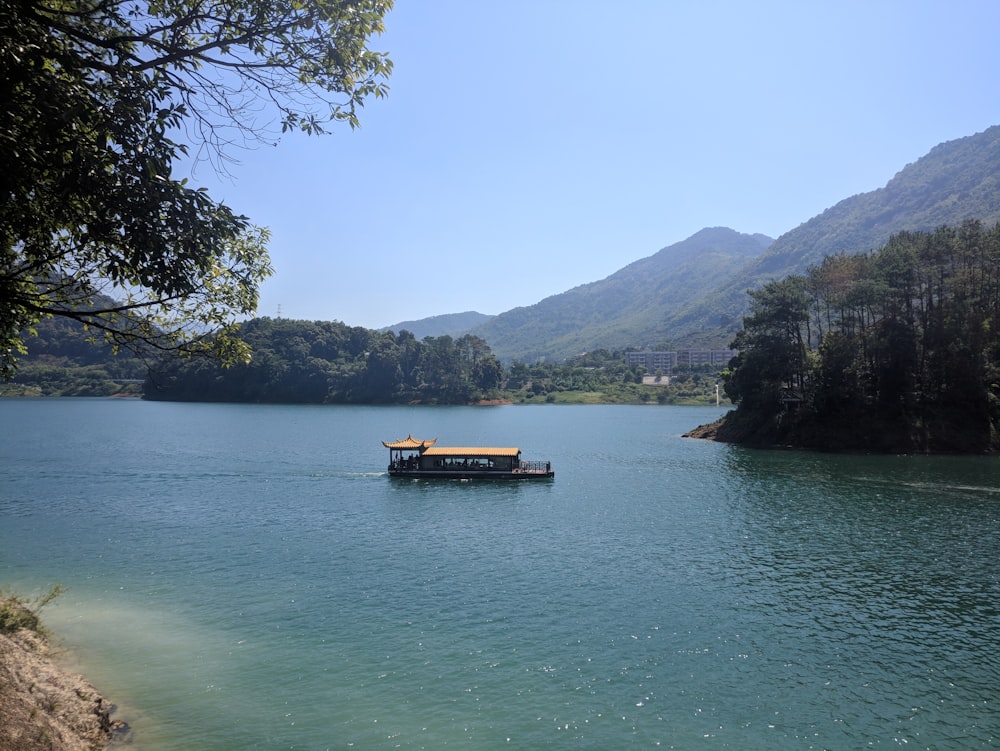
[{"x1": 2, "y1": 402, "x2": 999, "y2": 749}]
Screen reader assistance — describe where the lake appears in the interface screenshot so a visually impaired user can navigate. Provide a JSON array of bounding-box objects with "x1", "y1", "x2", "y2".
[{"x1": 1, "y1": 399, "x2": 998, "y2": 750}]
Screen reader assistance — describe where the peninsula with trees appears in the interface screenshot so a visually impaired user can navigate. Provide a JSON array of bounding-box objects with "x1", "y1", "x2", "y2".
[{"x1": 696, "y1": 220, "x2": 1000, "y2": 454}]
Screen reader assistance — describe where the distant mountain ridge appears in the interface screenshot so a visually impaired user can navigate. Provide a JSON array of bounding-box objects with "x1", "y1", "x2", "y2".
[
  {"x1": 387, "y1": 125, "x2": 1000, "y2": 361},
  {"x1": 381, "y1": 310, "x2": 494, "y2": 340},
  {"x1": 469, "y1": 228, "x2": 771, "y2": 361}
]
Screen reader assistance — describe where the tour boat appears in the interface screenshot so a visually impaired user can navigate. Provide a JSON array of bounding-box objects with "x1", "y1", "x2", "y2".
[{"x1": 382, "y1": 435, "x2": 554, "y2": 480}]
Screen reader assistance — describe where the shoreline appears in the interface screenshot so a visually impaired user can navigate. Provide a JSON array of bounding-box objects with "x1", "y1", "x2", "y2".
[{"x1": 0, "y1": 598, "x2": 128, "y2": 750}]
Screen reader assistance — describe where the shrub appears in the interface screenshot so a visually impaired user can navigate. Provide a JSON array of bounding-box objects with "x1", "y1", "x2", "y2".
[{"x1": 0, "y1": 585, "x2": 65, "y2": 635}]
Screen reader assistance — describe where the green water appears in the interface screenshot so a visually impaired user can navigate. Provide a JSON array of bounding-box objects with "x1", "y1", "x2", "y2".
[{"x1": 1, "y1": 399, "x2": 998, "y2": 749}]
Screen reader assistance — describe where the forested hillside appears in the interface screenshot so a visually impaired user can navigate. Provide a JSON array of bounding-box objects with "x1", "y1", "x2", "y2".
[
  {"x1": 145, "y1": 318, "x2": 505, "y2": 403},
  {"x1": 141, "y1": 318, "x2": 725, "y2": 405},
  {"x1": 2, "y1": 299, "x2": 146, "y2": 396},
  {"x1": 665, "y1": 125, "x2": 1000, "y2": 346},
  {"x1": 470, "y1": 228, "x2": 772, "y2": 361},
  {"x1": 716, "y1": 220, "x2": 1000, "y2": 453}
]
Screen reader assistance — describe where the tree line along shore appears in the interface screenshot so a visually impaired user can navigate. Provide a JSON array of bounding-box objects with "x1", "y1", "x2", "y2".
[{"x1": 5, "y1": 321, "x2": 728, "y2": 407}]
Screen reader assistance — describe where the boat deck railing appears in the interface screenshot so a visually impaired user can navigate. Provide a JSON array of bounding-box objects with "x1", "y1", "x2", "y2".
[
  {"x1": 388, "y1": 459, "x2": 552, "y2": 475},
  {"x1": 389, "y1": 458, "x2": 421, "y2": 471}
]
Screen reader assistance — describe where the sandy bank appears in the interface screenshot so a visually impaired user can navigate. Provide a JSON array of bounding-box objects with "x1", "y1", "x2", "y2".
[{"x1": 0, "y1": 599, "x2": 128, "y2": 751}]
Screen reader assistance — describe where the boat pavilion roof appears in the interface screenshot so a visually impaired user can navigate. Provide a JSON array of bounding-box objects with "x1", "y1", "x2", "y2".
[
  {"x1": 421, "y1": 446, "x2": 521, "y2": 457},
  {"x1": 382, "y1": 435, "x2": 437, "y2": 450}
]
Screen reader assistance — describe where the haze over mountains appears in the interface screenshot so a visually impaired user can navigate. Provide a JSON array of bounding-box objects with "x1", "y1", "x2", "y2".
[
  {"x1": 380, "y1": 311, "x2": 494, "y2": 340},
  {"x1": 388, "y1": 126, "x2": 1000, "y2": 362}
]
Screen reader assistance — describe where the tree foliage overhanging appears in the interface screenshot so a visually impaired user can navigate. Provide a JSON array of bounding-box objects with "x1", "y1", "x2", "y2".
[
  {"x1": 722, "y1": 220, "x2": 1000, "y2": 453},
  {"x1": 0, "y1": 0, "x2": 393, "y2": 380}
]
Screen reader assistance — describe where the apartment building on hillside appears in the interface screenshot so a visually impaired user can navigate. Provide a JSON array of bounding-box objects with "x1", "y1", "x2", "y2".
[{"x1": 625, "y1": 349, "x2": 736, "y2": 373}]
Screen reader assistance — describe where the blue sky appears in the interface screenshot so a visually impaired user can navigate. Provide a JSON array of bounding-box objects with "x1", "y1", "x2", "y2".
[{"x1": 189, "y1": 1, "x2": 1000, "y2": 329}]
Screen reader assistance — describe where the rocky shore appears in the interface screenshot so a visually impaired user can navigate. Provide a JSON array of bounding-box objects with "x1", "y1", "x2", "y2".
[
  {"x1": 0, "y1": 598, "x2": 127, "y2": 751},
  {"x1": 682, "y1": 419, "x2": 723, "y2": 440},
  {"x1": 682, "y1": 415, "x2": 740, "y2": 442}
]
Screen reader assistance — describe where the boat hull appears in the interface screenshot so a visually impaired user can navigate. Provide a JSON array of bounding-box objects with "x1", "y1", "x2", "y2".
[{"x1": 388, "y1": 468, "x2": 554, "y2": 480}]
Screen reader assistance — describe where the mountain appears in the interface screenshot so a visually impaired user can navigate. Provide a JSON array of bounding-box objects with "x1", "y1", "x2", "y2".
[
  {"x1": 661, "y1": 125, "x2": 1000, "y2": 344},
  {"x1": 382, "y1": 310, "x2": 495, "y2": 340},
  {"x1": 469, "y1": 227, "x2": 772, "y2": 361},
  {"x1": 384, "y1": 125, "x2": 1000, "y2": 363}
]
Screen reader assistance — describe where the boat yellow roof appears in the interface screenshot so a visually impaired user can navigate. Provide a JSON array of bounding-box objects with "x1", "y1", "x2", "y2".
[
  {"x1": 382, "y1": 435, "x2": 437, "y2": 450},
  {"x1": 421, "y1": 446, "x2": 521, "y2": 457}
]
